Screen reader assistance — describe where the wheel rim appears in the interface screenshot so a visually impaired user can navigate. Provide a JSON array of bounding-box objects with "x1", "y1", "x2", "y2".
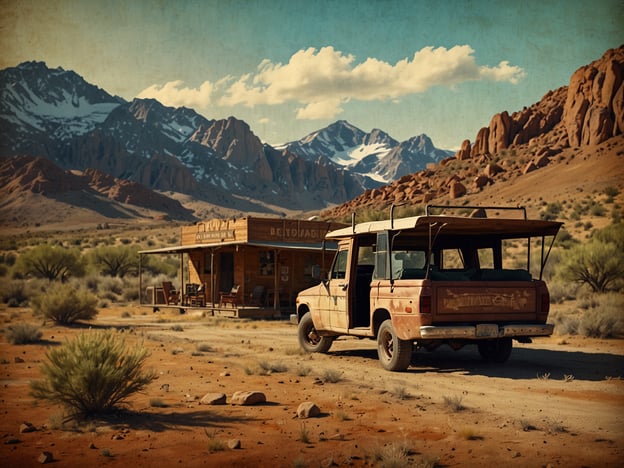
[
  {"x1": 380, "y1": 329, "x2": 394, "y2": 360},
  {"x1": 306, "y1": 324, "x2": 321, "y2": 346}
]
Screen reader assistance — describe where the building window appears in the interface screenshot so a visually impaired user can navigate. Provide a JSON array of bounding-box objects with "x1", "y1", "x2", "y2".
[{"x1": 260, "y1": 251, "x2": 274, "y2": 276}]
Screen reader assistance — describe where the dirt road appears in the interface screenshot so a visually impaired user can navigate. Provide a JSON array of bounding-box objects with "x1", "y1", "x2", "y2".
[{"x1": 1, "y1": 306, "x2": 623, "y2": 467}]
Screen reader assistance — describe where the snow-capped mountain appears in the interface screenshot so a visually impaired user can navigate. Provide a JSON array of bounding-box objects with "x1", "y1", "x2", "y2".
[
  {"x1": 277, "y1": 120, "x2": 453, "y2": 183},
  {"x1": 0, "y1": 61, "x2": 124, "y2": 156},
  {"x1": 0, "y1": 61, "x2": 451, "y2": 215}
]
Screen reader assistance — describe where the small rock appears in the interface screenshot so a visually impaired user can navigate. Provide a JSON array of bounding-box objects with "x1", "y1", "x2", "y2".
[
  {"x1": 219, "y1": 371, "x2": 230, "y2": 377},
  {"x1": 297, "y1": 401, "x2": 320, "y2": 419},
  {"x1": 14, "y1": 357, "x2": 25, "y2": 363},
  {"x1": 89, "y1": 442, "x2": 97, "y2": 449},
  {"x1": 231, "y1": 391, "x2": 266, "y2": 406},
  {"x1": 227, "y1": 439, "x2": 241, "y2": 449},
  {"x1": 20, "y1": 422, "x2": 36, "y2": 433},
  {"x1": 38, "y1": 451, "x2": 53, "y2": 464},
  {"x1": 160, "y1": 384, "x2": 170, "y2": 392},
  {"x1": 200, "y1": 393, "x2": 227, "y2": 405}
]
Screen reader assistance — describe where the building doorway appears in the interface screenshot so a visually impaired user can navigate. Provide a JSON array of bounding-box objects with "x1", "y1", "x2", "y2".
[{"x1": 219, "y1": 252, "x2": 234, "y2": 292}]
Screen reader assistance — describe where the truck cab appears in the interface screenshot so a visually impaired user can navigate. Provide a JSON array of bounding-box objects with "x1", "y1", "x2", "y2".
[{"x1": 296, "y1": 205, "x2": 562, "y2": 371}]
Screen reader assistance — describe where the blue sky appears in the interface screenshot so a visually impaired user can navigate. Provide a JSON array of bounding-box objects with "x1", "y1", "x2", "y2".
[{"x1": 1, "y1": 0, "x2": 622, "y2": 149}]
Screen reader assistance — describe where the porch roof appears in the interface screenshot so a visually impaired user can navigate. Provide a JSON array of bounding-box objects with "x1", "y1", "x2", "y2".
[{"x1": 139, "y1": 240, "x2": 338, "y2": 255}]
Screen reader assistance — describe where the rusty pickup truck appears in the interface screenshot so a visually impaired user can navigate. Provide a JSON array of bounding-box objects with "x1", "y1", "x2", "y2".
[{"x1": 295, "y1": 205, "x2": 562, "y2": 371}]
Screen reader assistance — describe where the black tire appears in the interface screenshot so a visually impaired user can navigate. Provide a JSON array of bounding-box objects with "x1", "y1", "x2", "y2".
[
  {"x1": 298, "y1": 312, "x2": 334, "y2": 353},
  {"x1": 377, "y1": 319, "x2": 413, "y2": 371},
  {"x1": 478, "y1": 338, "x2": 513, "y2": 363}
]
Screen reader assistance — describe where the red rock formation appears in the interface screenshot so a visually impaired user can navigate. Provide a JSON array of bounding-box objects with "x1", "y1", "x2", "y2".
[{"x1": 562, "y1": 46, "x2": 623, "y2": 146}]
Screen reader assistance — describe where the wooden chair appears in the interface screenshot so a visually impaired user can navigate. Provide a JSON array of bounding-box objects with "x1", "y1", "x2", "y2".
[
  {"x1": 219, "y1": 284, "x2": 240, "y2": 307},
  {"x1": 248, "y1": 285, "x2": 265, "y2": 306},
  {"x1": 190, "y1": 283, "x2": 206, "y2": 307},
  {"x1": 162, "y1": 281, "x2": 180, "y2": 305}
]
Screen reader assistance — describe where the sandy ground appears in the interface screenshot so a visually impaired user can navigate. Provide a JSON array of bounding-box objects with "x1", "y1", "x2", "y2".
[{"x1": 1, "y1": 304, "x2": 623, "y2": 467}]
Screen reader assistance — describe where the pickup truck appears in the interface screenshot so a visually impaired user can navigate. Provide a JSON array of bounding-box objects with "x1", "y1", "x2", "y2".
[{"x1": 295, "y1": 205, "x2": 562, "y2": 371}]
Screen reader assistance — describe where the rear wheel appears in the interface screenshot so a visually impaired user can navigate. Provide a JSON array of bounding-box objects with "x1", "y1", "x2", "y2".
[
  {"x1": 377, "y1": 319, "x2": 413, "y2": 371},
  {"x1": 478, "y1": 338, "x2": 513, "y2": 363},
  {"x1": 298, "y1": 312, "x2": 334, "y2": 353}
]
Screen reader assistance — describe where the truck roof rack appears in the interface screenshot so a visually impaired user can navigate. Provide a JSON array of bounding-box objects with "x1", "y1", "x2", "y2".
[{"x1": 425, "y1": 204, "x2": 527, "y2": 220}]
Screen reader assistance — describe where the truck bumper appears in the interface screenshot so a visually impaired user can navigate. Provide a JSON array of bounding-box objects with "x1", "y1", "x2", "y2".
[{"x1": 419, "y1": 323, "x2": 554, "y2": 340}]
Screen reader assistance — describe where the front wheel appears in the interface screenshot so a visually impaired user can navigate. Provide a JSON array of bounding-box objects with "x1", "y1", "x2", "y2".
[
  {"x1": 298, "y1": 312, "x2": 334, "y2": 353},
  {"x1": 377, "y1": 319, "x2": 413, "y2": 371},
  {"x1": 477, "y1": 338, "x2": 513, "y2": 363}
]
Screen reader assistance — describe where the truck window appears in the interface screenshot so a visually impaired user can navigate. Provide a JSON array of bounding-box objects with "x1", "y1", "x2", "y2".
[
  {"x1": 331, "y1": 249, "x2": 348, "y2": 279},
  {"x1": 373, "y1": 233, "x2": 388, "y2": 279},
  {"x1": 357, "y1": 245, "x2": 375, "y2": 265},
  {"x1": 392, "y1": 250, "x2": 427, "y2": 278},
  {"x1": 440, "y1": 248, "x2": 465, "y2": 269},
  {"x1": 477, "y1": 248, "x2": 494, "y2": 269}
]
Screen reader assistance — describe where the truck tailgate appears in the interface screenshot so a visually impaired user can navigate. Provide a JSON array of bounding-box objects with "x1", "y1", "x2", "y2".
[{"x1": 433, "y1": 282, "x2": 538, "y2": 322}]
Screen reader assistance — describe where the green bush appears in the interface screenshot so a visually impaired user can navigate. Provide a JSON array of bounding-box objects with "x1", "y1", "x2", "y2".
[
  {"x1": 556, "y1": 224, "x2": 624, "y2": 293},
  {"x1": 0, "y1": 280, "x2": 29, "y2": 306},
  {"x1": 579, "y1": 293, "x2": 624, "y2": 338},
  {"x1": 31, "y1": 284, "x2": 98, "y2": 324},
  {"x1": 30, "y1": 330, "x2": 156, "y2": 418},
  {"x1": 550, "y1": 293, "x2": 623, "y2": 338},
  {"x1": 88, "y1": 245, "x2": 139, "y2": 278},
  {"x1": 15, "y1": 244, "x2": 85, "y2": 282},
  {"x1": 7, "y1": 323, "x2": 43, "y2": 344}
]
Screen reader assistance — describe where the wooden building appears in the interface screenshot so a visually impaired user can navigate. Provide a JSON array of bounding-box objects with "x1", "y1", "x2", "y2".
[{"x1": 139, "y1": 217, "x2": 345, "y2": 315}]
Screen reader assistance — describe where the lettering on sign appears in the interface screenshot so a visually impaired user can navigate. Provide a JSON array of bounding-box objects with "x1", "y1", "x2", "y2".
[
  {"x1": 196, "y1": 230, "x2": 235, "y2": 242},
  {"x1": 269, "y1": 227, "x2": 324, "y2": 242},
  {"x1": 441, "y1": 289, "x2": 531, "y2": 312}
]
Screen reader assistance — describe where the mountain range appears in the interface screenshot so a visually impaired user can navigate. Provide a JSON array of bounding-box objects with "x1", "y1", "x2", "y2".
[
  {"x1": 0, "y1": 61, "x2": 451, "y2": 224},
  {"x1": 1, "y1": 45, "x2": 622, "y2": 230}
]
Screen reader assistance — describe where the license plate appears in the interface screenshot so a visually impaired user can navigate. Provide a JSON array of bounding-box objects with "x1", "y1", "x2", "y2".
[{"x1": 476, "y1": 324, "x2": 499, "y2": 338}]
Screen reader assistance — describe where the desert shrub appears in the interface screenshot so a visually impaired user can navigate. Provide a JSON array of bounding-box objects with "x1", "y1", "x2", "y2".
[
  {"x1": 604, "y1": 186, "x2": 619, "y2": 198},
  {"x1": 0, "y1": 252, "x2": 17, "y2": 267},
  {"x1": 88, "y1": 245, "x2": 139, "y2": 278},
  {"x1": 370, "y1": 441, "x2": 412, "y2": 467},
  {"x1": 30, "y1": 329, "x2": 156, "y2": 418},
  {"x1": 142, "y1": 255, "x2": 179, "y2": 277},
  {"x1": 7, "y1": 323, "x2": 43, "y2": 344},
  {"x1": 98, "y1": 276, "x2": 124, "y2": 296},
  {"x1": 547, "y1": 280, "x2": 578, "y2": 304},
  {"x1": 15, "y1": 244, "x2": 85, "y2": 282},
  {"x1": 0, "y1": 280, "x2": 29, "y2": 306},
  {"x1": 443, "y1": 394, "x2": 465, "y2": 411},
  {"x1": 550, "y1": 294, "x2": 623, "y2": 338},
  {"x1": 556, "y1": 226, "x2": 624, "y2": 293},
  {"x1": 589, "y1": 203, "x2": 606, "y2": 217},
  {"x1": 31, "y1": 284, "x2": 98, "y2": 324},
  {"x1": 540, "y1": 202, "x2": 563, "y2": 221},
  {"x1": 548, "y1": 307, "x2": 580, "y2": 335},
  {"x1": 578, "y1": 293, "x2": 624, "y2": 338}
]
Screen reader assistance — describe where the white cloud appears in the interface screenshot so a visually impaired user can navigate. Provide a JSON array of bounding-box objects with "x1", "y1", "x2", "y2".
[
  {"x1": 137, "y1": 79, "x2": 214, "y2": 108},
  {"x1": 296, "y1": 99, "x2": 344, "y2": 120},
  {"x1": 138, "y1": 45, "x2": 525, "y2": 120}
]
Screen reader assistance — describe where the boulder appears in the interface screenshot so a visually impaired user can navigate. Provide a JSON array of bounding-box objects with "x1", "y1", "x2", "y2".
[
  {"x1": 200, "y1": 393, "x2": 227, "y2": 405},
  {"x1": 296, "y1": 402, "x2": 321, "y2": 419},
  {"x1": 449, "y1": 181, "x2": 466, "y2": 199},
  {"x1": 231, "y1": 391, "x2": 266, "y2": 406}
]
